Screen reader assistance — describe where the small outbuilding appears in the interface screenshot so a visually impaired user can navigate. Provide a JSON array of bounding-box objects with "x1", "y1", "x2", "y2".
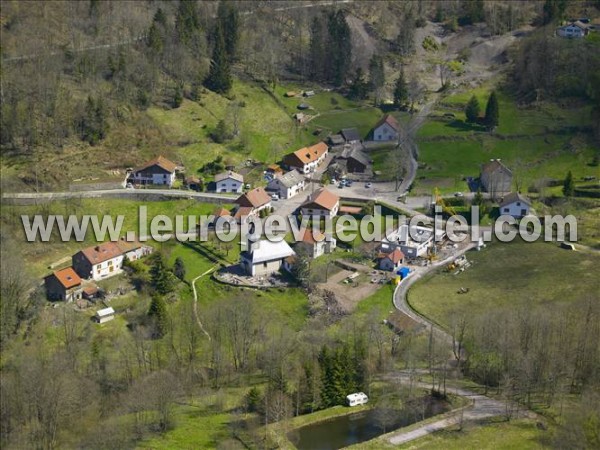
[
  {"x1": 379, "y1": 248, "x2": 405, "y2": 272},
  {"x1": 341, "y1": 127, "x2": 361, "y2": 144},
  {"x1": 94, "y1": 307, "x2": 115, "y2": 324},
  {"x1": 499, "y1": 192, "x2": 531, "y2": 219}
]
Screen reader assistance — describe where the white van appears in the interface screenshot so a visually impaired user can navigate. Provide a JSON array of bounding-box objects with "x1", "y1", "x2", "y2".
[{"x1": 346, "y1": 392, "x2": 369, "y2": 407}]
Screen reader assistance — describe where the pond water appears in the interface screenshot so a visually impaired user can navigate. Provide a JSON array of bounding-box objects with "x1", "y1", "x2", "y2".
[{"x1": 287, "y1": 397, "x2": 449, "y2": 450}]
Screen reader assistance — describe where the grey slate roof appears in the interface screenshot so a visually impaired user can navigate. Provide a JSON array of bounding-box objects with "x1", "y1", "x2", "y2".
[
  {"x1": 499, "y1": 192, "x2": 531, "y2": 208},
  {"x1": 341, "y1": 128, "x2": 361, "y2": 142},
  {"x1": 276, "y1": 170, "x2": 305, "y2": 188},
  {"x1": 215, "y1": 170, "x2": 244, "y2": 183}
]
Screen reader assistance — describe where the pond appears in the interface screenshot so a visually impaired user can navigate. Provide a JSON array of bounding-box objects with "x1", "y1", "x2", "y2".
[{"x1": 287, "y1": 396, "x2": 450, "y2": 450}]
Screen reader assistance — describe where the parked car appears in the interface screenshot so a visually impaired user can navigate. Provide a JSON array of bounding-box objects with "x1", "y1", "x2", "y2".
[
  {"x1": 338, "y1": 184, "x2": 344, "y2": 189},
  {"x1": 345, "y1": 180, "x2": 353, "y2": 186},
  {"x1": 365, "y1": 182, "x2": 372, "y2": 188},
  {"x1": 271, "y1": 193, "x2": 280, "y2": 200},
  {"x1": 454, "y1": 192, "x2": 464, "y2": 197}
]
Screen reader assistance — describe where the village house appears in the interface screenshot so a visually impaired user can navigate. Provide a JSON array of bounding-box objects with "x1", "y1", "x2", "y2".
[
  {"x1": 240, "y1": 238, "x2": 296, "y2": 277},
  {"x1": 267, "y1": 170, "x2": 306, "y2": 199},
  {"x1": 72, "y1": 241, "x2": 152, "y2": 281},
  {"x1": 44, "y1": 267, "x2": 83, "y2": 302},
  {"x1": 185, "y1": 176, "x2": 202, "y2": 191},
  {"x1": 300, "y1": 188, "x2": 340, "y2": 218},
  {"x1": 499, "y1": 192, "x2": 532, "y2": 218},
  {"x1": 373, "y1": 114, "x2": 400, "y2": 141},
  {"x1": 336, "y1": 147, "x2": 370, "y2": 173},
  {"x1": 215, "y1": 170, "x2": 244, "y2": 193},
  {"x1": 296, "y1": 228, "x2": 336, "y2": 259},
  {"x1": 341, "y1": 127, "x2": 361, "y2": 144},
  {"x1": 381, "y1": 224, "x2": 445, "y2": 258},
  {"x1": 378, "y1": 248, "x2": 405, "y2": 272},
  {"x1": 556, "y1": 21, "x2": 589, "y2": 38},
  {"x1": 480, "y1": 159, "x2": 513, "y2": 197},
  {"x1": 94, "y1": 307, "x2": 115, "y2": 324},
  {"x1": 282, "y1": 142, "x2": 329, "y2": 174},
  {"x1": 234, "y1": 187, "x2": 272, "y2": 221},
  {"x1": 129, "y1": 155, "x2": 177, "y2": 187}
]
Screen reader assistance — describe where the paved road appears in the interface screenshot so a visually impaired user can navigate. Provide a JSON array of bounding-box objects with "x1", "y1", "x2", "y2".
[
  {"x1": 392, "y1": 241, "x2": 478, "y2": 344},
  {"x1": 387, "y1": 371, "x2": 513, "y2": 446}
]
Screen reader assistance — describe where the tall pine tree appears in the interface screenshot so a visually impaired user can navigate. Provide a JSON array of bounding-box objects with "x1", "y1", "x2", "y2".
[
  {"x1": 562, "y1": 170, "x2": 574, "y2": 197},
  {"x1": 204, "y1": 25, "x2": 232, "y2": 94},
  {"x1": 393, "y1": 70, "x2": 408, "y2": 109},
  {"x1": 484, "y1": 91, "x2": 499, "y2": 130},
  {"x1": 148, "y1": 294, "x2": 169, "y2": 338},
  {"x1": 369, "y1": 54, "x2": 385, "y2": 104},
  {"x1": 309, "y1": 17, "x2": 326, "y2": 81},
  {"x1": 149, "y1": 252, "x2": 175, "y2": 295},
  {"x1": 217, "y1": 1, "x2": 240, "y2": 61},
  {"x1": 465, "y1": 95, "x2": 480, "y2": 123},
  {"x1": 326, "y1": 11, "x2": 352, "y2": 86}
]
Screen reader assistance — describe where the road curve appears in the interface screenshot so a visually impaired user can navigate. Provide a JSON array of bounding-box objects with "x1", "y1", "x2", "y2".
[{"x1": 392, "y1": 241, "x2": 477, "y2": 344}]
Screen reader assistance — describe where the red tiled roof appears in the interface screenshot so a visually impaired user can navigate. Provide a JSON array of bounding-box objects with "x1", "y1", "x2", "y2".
[
  {"x1": 302, "y1": 188, "x2": 339, "y2": 211},
  {"x1": 52, "y1": 267, "x2": 82, "y2": 289},
  {"x1": 235, "y1": 187, "x2": 271, "y2": 208},
  {"x1": 339, "y1": 205, "x2": 362, "y2": 214},
  {"x1": 233, "y1": 206, "x2": 254, "y2": 220},
  {"x1": 374, "y1": 114, "x2": 400, "y2": 132},
  {"x1": 135, "y1": 155, "x2": 177, "y2": 173},
  {"x1": 79, "y1": 242, "x2": 123, "y2": 265}
]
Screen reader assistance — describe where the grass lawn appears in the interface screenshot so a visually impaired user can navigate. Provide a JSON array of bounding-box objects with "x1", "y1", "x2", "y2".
[
  {"x1": 394, "y1": 419, "x2": 548, "y2": 450},
  {"x1": 4, "y1": 198, "x2": 231, "y2": 277},
  {"x1": 407, "y1": 239, "x2": 600, "y2": 329}
]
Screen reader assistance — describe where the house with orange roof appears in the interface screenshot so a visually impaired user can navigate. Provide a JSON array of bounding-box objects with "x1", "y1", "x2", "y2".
[
  {"x1": 295, "y1": 227, "x2": 336, "y2": 259},
  {"x1": 300, "y1": 188, "x2": 340, "y2": 218},
  {"x1": 44, "y1": 267, "x2": 83, "y2": 302},
  {"x1": 282, "y1": 141, "x2": 329, "y2": 174},
  {"x1": 72, "y1": 240, "x2": 152, "y2": 281},
  {"x1": 129, "y1": 155, "x2": 178, "y2": 187},
  {"x1": 373, "y1": 114, "x2": 400, "y2": 141},
  {"x1": 234, "y1": 187, "x2": 272, "y2": 221}
]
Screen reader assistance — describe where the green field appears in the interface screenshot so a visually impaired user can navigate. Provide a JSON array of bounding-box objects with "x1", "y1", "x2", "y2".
[
  {"x1": 407, "y1": 240, "x2": 600, "y2": 329},
  {"x1": 395, "y1": 419, "x2": 548, "y2": 450},
  {"x1": 415, "y1": 88, "x2": 597, "y2": 194}
]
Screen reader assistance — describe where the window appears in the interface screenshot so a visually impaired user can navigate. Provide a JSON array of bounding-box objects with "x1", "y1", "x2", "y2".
[{"x1": 504, "y1": 208, "x2": 509, "y2": 212}]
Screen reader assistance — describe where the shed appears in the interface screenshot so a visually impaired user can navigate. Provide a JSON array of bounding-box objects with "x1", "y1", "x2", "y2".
[
  {"x1": 94, "y1": 307, "x2": 115, "y2": 324},
  {"x1": 297, "y1": 103, "x2": 310, "y2": 110}
]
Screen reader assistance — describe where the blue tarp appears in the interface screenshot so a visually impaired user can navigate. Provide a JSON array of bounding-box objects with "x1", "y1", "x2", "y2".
[{"x1": 397, "y1": 267, "x2": 410, "y2": 279}]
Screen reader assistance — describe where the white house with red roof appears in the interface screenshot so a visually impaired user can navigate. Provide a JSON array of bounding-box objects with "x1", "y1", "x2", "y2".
[
  {"x1": 300, "y1": 188, "x2": 340, "y2": 218},
  {"x1": 72, "y1": 241, "x2": 152, "y2": 281},
  {"x1": 295, "y1": 228, "x2": 336, "y2": 259},
  {"x1": 129, "y1": 155, "x2": 177, "y2": 187},
  {"x1": 373, "y1": 114, "x2": 400, "y2": 141},
  {"x1": 378, "y1": 248, "x2": 405, "y2": 271}
]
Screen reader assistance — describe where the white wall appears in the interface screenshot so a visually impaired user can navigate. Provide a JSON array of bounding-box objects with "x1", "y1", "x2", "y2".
[
  {"x1": 216, "y1": 178, "x2": 243, "y2": 193},
  {"x1": 501, "y1": 202, "x2": 530, "y2": 218},
  {"x1": 91, "y1": 255, "x2": 124, "y2": 281},
  {"x1": 374, "y1": 123, "x2": 398, "y2": 141}
]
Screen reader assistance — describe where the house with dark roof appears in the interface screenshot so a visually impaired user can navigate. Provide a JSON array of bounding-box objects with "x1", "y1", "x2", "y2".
[
  {"x1": 267, "y1": 170, "x2": 306, "y2": 199},
  {"x1": 341, "y1": 128, "x2": 361, "y2": 144},
  {"x1": 378, "y1": 248, "x2": 405, "y2": 271},
  {"x1": 129, "y1": 156, "x2": 177, "y2": 187},
  {"x1": 215, "y1": 170, "x2": 244, "y2": 193},
  {"x1": 373, "y1": 114, "x2": 400, "y2": 141},
  {"x1": 480, "y1": 159, "x2": 512, "y2": 198},
  {"x1": 499, "y1": 193, "x2": 532, "y2": 218},
  {"x1": 282, "y1": 142, "x2": 329, "y2": 174},
  {"x1": 44, "y1": 267, "x2": 83, "y2": 302},
  {"x1": 337, "y1": 147, "x2": 371, "y2": 173},
  {"x1": 557, "y1": 21, "x2": 589, "y2": 38},
  {"x1": 300, "y1": 188, "x2": 340, "y2": 218},
  {"x1": 295, "y1": 228, "x2": 336, "y2": 259}
]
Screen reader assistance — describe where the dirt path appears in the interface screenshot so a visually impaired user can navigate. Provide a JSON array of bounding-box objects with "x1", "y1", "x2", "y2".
[{"x1": 191, "y1": 266, "x2": 219, "y2": 341}]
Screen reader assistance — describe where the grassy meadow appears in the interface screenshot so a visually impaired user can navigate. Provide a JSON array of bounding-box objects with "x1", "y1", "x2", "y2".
[{"x1": 407, "y1": 239, "x2": 600, "y2": 330}]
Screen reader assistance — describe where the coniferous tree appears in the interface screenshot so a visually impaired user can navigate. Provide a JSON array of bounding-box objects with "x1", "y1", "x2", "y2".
[
  {"x1": 393, "y1": 70, "x2": 408, "y2": 109},
  {"x1": 147, "y1": 22, "x2": 164, "y2": 54},
  {"x1": 204, "y1": 25, "x2": 232, "y2": 94},
  {"x1": 150, "y1": 252, "x2": 175, "y2": 295},
  {"x1": 562, "y1": 170, "x2": 574, "y2": 197},
  {"x1": 217, "y1": 1, "x2": 240, "y2": 61},
  {"x1": 348, "y1": 68, "x2": 369, "y2": 100},
  {"x1": 148, "y1": 294, "x2": 169, "y2": 338},
  {"x1": 173, "y1": 257, "x2": 186, "y2": 281},
  {"x1": 465, "y1": 95, "x2": 480, "y2": 123},
  {"x1": 484, "y1": 91, "x2": 499, "y2": 130},
  {"x1": 175, "y1": 0, "x2": 200, "y2": 45},
  {"x1": 326, "y1": 11, "x2": 352, "y2": 86}
]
